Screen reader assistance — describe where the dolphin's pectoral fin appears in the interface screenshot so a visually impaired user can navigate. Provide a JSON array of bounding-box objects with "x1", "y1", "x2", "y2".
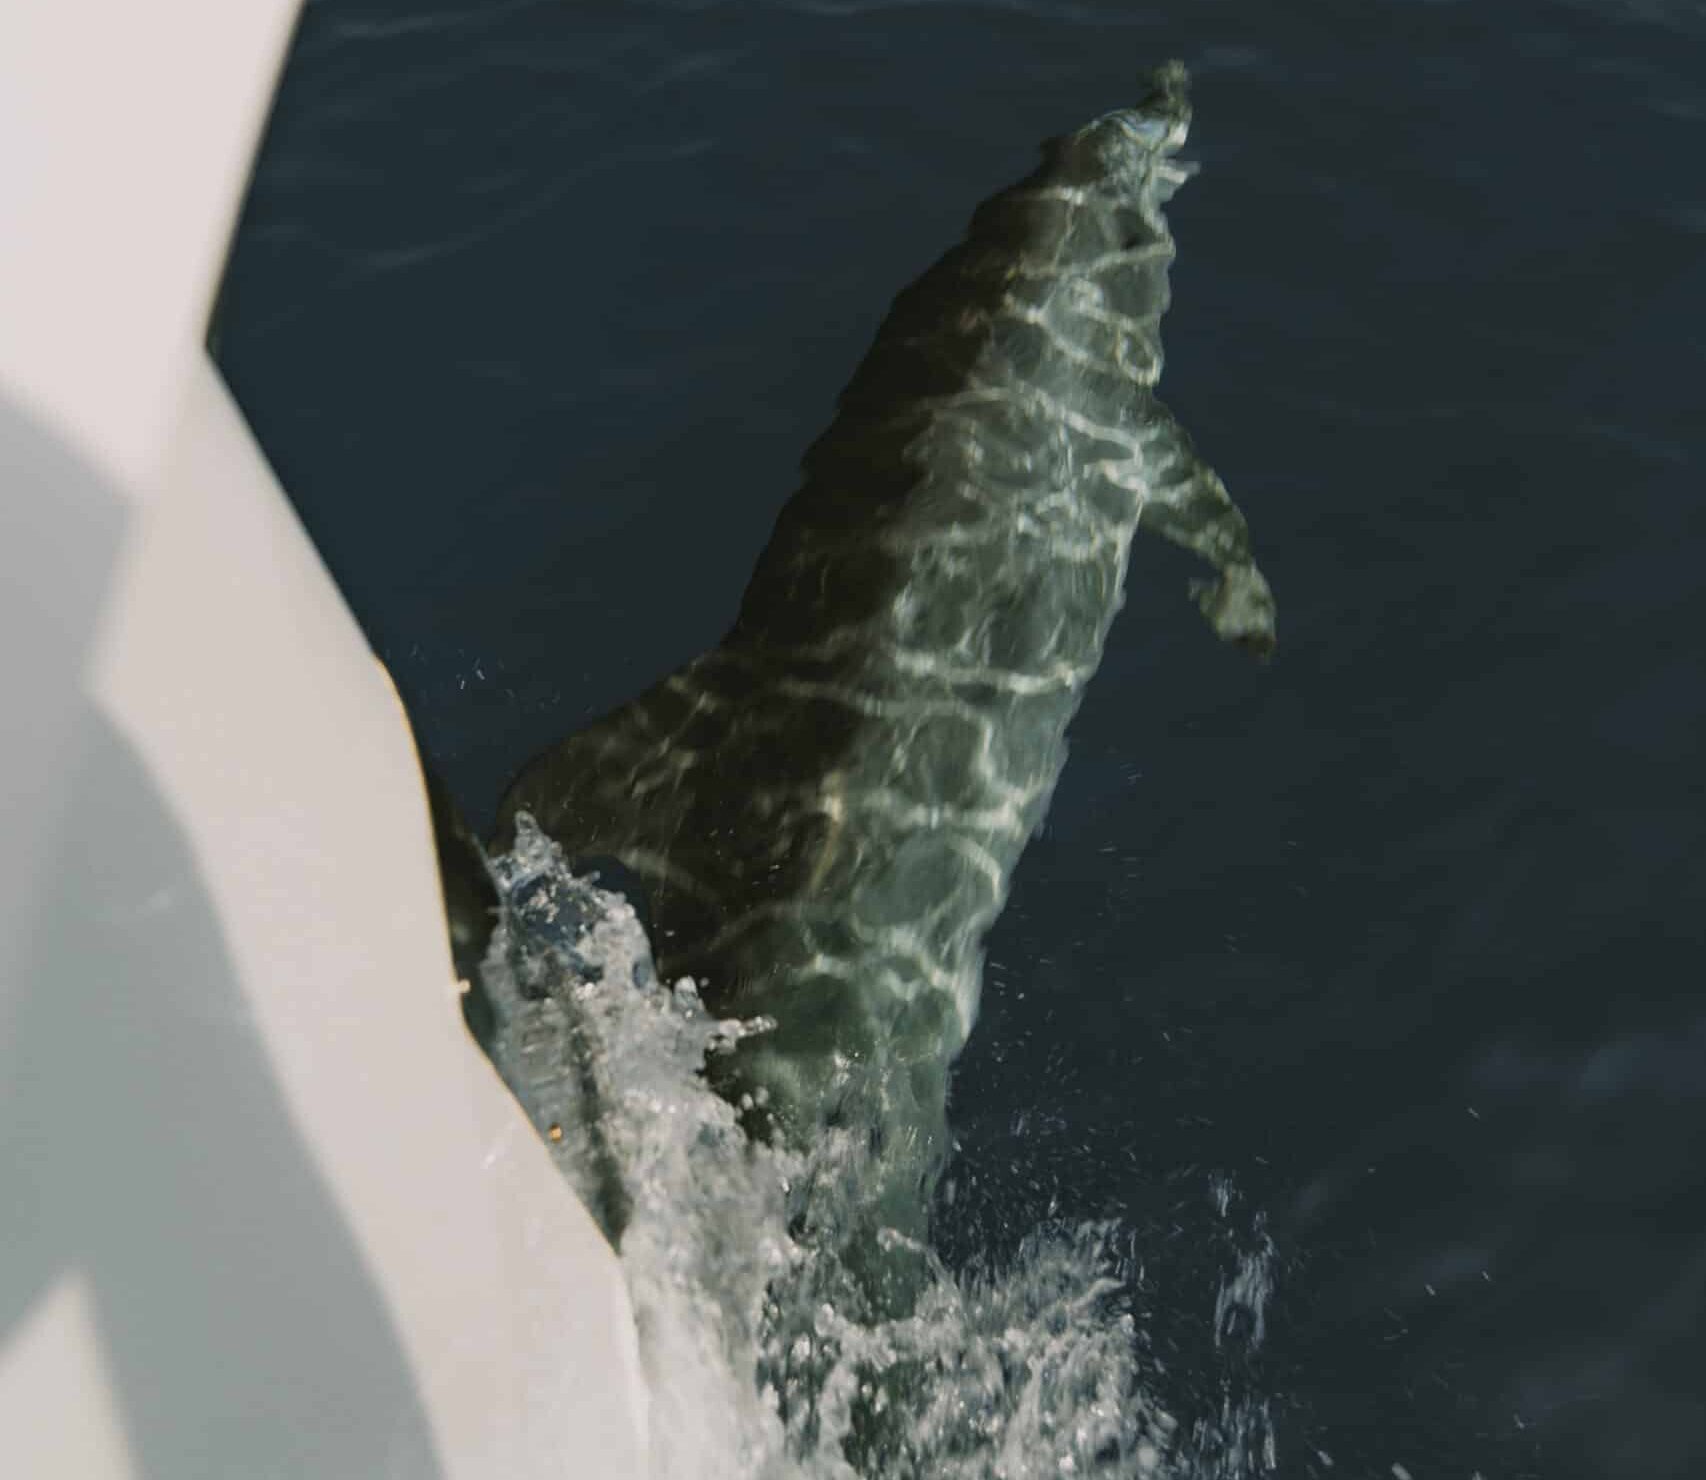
[{"x1": 1137, "y1": 402, "x2": 1277, "y2": 657}]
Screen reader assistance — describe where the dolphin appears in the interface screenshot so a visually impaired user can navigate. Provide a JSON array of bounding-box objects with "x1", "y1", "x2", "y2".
[{"x1": 486, "y1": 61, "x2": 1275, "y2": 1233}]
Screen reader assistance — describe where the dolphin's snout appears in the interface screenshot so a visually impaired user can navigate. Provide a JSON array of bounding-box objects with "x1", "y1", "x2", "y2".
[{"x1": 1068, "y1": 61, "x2": 1193, "y2": 181}]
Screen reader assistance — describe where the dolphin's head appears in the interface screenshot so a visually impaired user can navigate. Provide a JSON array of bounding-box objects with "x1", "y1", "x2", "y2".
[{"x1": 1053, "y1": 61, "x2": 1197, "y2": 202}]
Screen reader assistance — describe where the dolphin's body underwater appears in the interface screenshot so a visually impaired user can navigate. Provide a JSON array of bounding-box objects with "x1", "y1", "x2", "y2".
[{"x1": 489, "y1": 63, "x2": 1275, "y2": 1225}]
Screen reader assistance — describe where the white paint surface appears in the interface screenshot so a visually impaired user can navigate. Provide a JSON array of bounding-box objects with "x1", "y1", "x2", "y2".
[{"x1": 1, "y1": 2, "x2": 651, "y2": 1473}]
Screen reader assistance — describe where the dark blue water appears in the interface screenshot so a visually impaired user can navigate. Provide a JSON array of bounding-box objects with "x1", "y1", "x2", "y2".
[{"x1": 217, "y1": 2, "x2": 1706, "y2": 1475}]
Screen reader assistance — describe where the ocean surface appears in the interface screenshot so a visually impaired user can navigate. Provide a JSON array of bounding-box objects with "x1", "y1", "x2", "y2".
[{"x1": 216, "y1": 2, "x2": 1706, "y2": 1476}]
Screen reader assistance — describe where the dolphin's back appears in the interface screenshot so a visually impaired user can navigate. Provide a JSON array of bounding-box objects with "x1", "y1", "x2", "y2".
[{"x1": 496, "y1": 63, "x2": 1274, "y2": 1206}]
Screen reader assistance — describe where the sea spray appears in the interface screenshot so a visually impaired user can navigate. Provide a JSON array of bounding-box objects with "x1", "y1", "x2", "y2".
[
  {"x1": 484, "y1": 814, "x2": 792, "y2": 1478},
  {"x1": 478, "y1": 816, "x2": 1275, "y2": 1478}
]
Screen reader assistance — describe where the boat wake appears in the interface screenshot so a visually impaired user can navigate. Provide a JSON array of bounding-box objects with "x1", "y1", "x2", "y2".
[{"x1": 478, "y1": 816, "x2": 1276, "y2": 1479}]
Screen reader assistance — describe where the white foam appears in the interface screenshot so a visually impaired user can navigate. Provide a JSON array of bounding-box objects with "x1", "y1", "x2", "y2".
[{"x1": 478, "y1": 818, "x2": 1277, "y2": 1478}]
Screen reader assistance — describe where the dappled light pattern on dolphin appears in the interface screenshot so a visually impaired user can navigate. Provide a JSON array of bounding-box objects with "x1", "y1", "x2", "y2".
[{"x1": 495, "y1": 62, "x2": 1274, "y2": 1226}]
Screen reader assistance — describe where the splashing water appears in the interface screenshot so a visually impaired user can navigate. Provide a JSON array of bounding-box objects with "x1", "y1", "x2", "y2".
[{"x1": 478, "y1": 816, "x2": 1276, "y2": 1479}]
